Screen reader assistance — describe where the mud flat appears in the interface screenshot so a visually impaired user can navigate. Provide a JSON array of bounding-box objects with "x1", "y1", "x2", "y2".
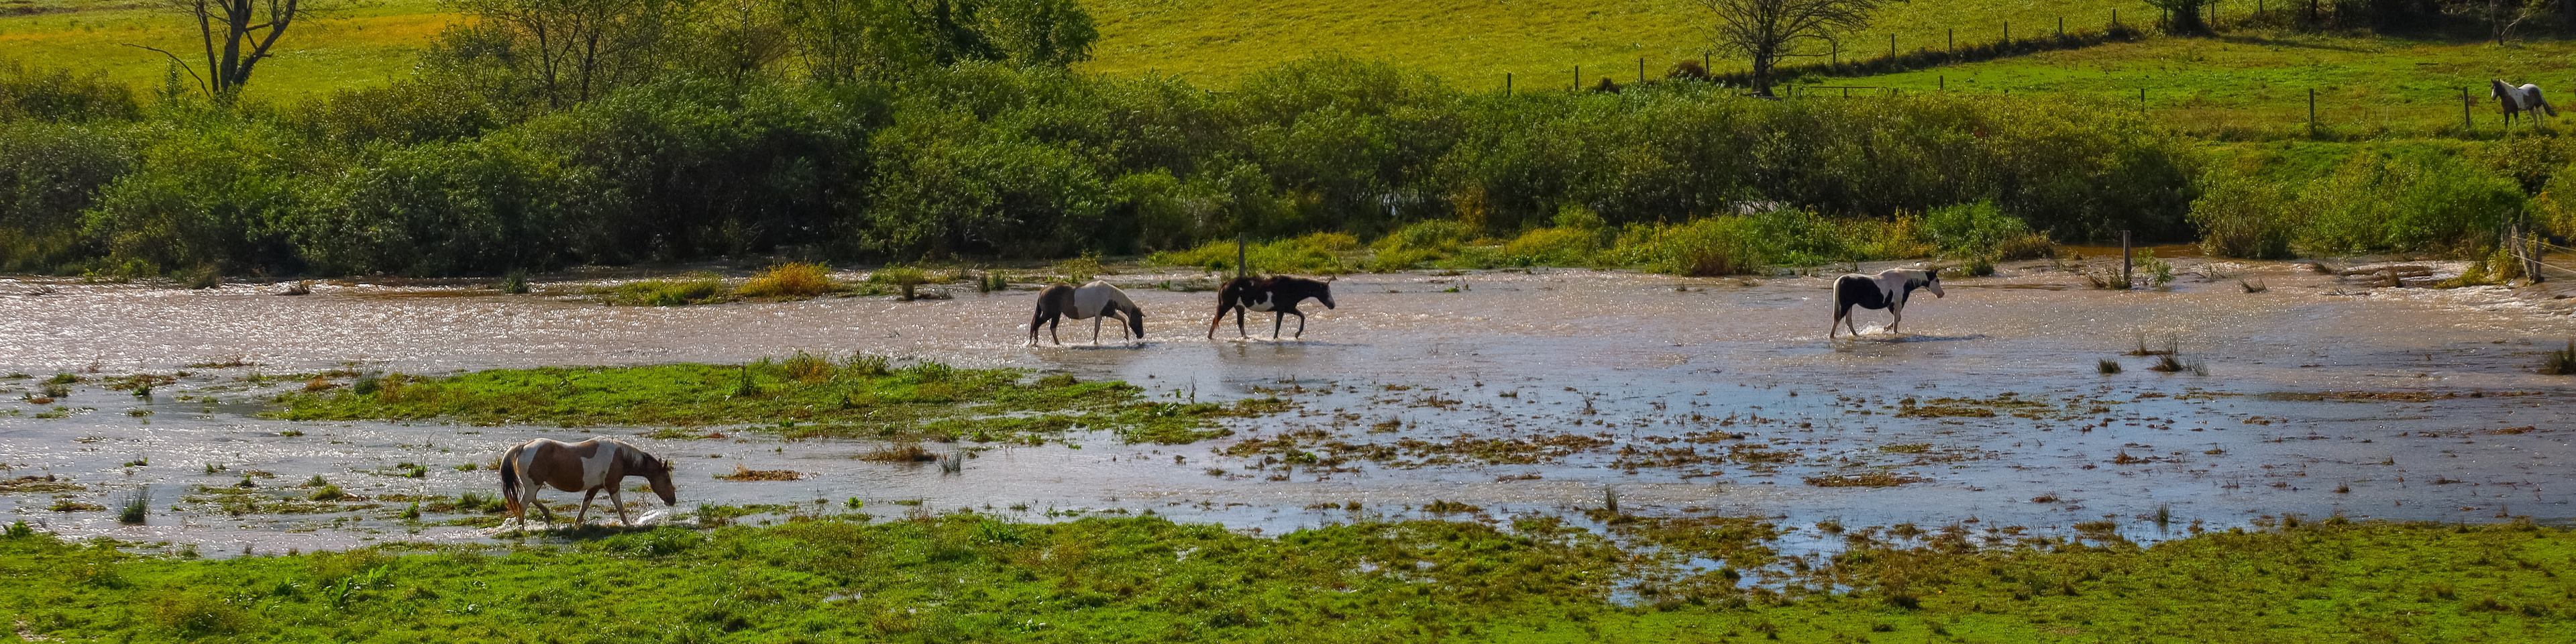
[{"x1": 3, "y1": 258, "x2": 2575, "y2": 555}]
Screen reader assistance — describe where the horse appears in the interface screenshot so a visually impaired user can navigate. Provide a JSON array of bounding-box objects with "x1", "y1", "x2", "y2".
[
  {"x1": 2492, "y1": 79, "x2": 2557, "y2": 129},
  {"x1": 1829, "y1": 268, "x2": 1944, "y2": 339},
  {"x1": 498, "y1": 437, "x2": 676, "y2": 528},
  {"x1": 1207, "y1": 276, "x2": 1337, "y2": 340},
  {"x1": 1030, "y1": 280, "x2": 1145, "y2": 345}
]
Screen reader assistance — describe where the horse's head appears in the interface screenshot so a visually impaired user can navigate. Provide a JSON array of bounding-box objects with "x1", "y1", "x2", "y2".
[
  {"x1": 635, "y1": 453, "x2": 678, "y2": 506},
  {"x1": 2495, "y1": 79, "x2": 2513, "y2": 99},
  {"x1": 1316, "y1": 280, "x2": 1336, "y2": 309},
  {"x1": 1920, "y1": 268, "x2": 1945, "y2": 299},
  {"x1": 1127, "y1": 305, "x2": 1147, "y2": 339}
]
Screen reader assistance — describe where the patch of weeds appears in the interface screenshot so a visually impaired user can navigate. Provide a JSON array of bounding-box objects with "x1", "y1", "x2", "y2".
[
  {"x1": 869, "y1": 266, "x2": 932, "y2": 301},
  {"x1": 857, "y1": 443, "x2": 936, "y2": 463},
  {"x1": 1421, "y1": 500, "x2": 1481, "y2": 515},
  {"x1": 593, "y1": 273, "x2": 729, "y2": 307},
  {"x1": 49, "y1": 498, "x2": 103, "y2": 512},
  {"x1": 117, "y1": 487, "x2": 152, "y2": 523},
  {"x1": 2150, "y1": 355, "x2": 2186, "y2": 373},
  {"x1": 715, "y1": 465, "x2": 804, "y2": 481},
  {"x1": 309, "y1": 484, "x2": 345, "y2": 501},
  {"x1": 0, "y1": 475, "x2": 83, "y2": 494},
  {"x1": 496, "y1": 269, "x2": 531, "y2": 294},
  {"x1": 739, "y1": 263, "x2": 837, "y2": 299},
  {"x1": 2098, "y1": 359, "x2": 2123, "y2": 374},
  {"x1": 1804, "y1": 473, "x2": 1927, "y2": 487},
  {"x1": 2542, "y1": 340, "x2": 2576, "y2": 376}
]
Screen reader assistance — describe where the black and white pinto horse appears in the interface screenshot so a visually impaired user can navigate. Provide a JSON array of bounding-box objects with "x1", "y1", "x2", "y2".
[
  {"x1": 1207, "y1": 276, "x2": 1336, "y2": 339},
  {"x1": 2493, "y1": 79, "x2": 2557, "y2": 129},
  {"x1": 1830, "y1": 268, "x2": 1944, "y2": 339},
  {"x1": 1029, "y1": 280, "x2": 1145, "y2": 345}
]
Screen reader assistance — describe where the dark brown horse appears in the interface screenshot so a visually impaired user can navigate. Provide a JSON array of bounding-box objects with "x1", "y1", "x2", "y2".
[
  {"x1": 499, "y1": 437, "x2": 677, "y2": 527},
  {"x1": 1207, "y1": 276, "x2": 1336, "y2": 339}
]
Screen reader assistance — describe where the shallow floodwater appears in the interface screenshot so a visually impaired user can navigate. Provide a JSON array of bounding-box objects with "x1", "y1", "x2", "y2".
[{"x1": 5, "y1": 258, "x2": 2576, "y2": 559}]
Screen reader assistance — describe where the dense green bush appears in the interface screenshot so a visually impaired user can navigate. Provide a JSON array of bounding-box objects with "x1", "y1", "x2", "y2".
[
  {"x1": 2188, "y1": 169, "x2": 2299, "y2": 259},
  {"x1": 0, "y1": 122, "x2": 133, "y2": 272},
  {"x1": 2295, "y1": 148, "x2": 2524, "y2": 255},
  {"x1": 5, "y1": 52, "x2": 2510, "y2": 278}
]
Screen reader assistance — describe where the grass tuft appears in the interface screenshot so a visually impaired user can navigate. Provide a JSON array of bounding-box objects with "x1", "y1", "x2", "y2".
[
  {"x1": 2542, "y1": 340, "x2": 2576, "y2": 376},
  {"x1": 116, "y1": 487, "x2": 151, "y2": 524},
  {"x1": 2097, "y1": 359, "x2": 2123, "y2": 374},
  {"x1": 739, "y1": 263, "x2": 837, "y2": 299}
]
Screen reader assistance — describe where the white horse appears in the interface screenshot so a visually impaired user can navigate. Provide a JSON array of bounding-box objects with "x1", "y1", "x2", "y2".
[
  {"x1": 2492, "y1": 79, "x2": 2557, "y2": 129},
  {"x1": 1028, "y1": 280, "x2": 1145, "y2": 345},
  {"x1": 1829, "y1": 268, "x2": 1944, "y2": 339}
]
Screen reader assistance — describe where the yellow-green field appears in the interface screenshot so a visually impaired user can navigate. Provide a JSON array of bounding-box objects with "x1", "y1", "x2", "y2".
[
  {"x1": 1080, "y1": 0, "x2": 2157, "y2": 87},
  {"x1": 1, "y1": 0, "x2": 2566, "y2": 137},
  {"x1": 0, "y1": 0, "x2": 451, "y2": 102}
]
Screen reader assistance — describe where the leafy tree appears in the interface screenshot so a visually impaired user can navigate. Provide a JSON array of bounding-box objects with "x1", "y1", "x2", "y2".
[
  {"x1": 1699, "y1": 0, "x2": 1884, "y2": 96},
  {"x1": 441, "y1": 0, "x2": 692, "y2": 109}
]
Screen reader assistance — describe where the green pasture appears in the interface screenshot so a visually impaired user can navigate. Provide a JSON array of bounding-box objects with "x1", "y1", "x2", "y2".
[
  {"x1": 2, "y1": 515, "x2": 2569, "y2": 642},
  {"x1": 0, "y1": 0, "x2": 451, "y2": 103}
]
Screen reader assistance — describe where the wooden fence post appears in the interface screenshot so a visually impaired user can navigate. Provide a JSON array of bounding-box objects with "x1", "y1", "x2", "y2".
[
  {"x1": 1639, "y1": 58, "x2": 1645, "y2": 83},
  {"x1": 2308, "y1": 88, "x2": 2317, "y2": 136},
  {"x1": 1948, "y1": 28, "x2": 1954, "y2": 53},
  {"x1": 1890, "y1": 34, "x2": 1896, "y2": 58},
  {"x1": 1506, "y1": 72, "x2": 1512, "y2": 96},
  {"x1": 1236, "y1": 233, "x2": 1247, "y2": 279},
  {"x1": 2122, "y1": 231, "x2": 2133, "y2": 290},
  {"x1": 2463, "y1": 87, "x2": 2474, "y2": 133},
  {"x1": 1574, "y1": 66, "x2": 1580, "y2": 91}
]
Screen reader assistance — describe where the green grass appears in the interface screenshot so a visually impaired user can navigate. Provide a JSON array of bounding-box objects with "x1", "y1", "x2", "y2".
[
  {"x1": 1847, "y1": 33, "x2": 2576, "y2": 138},
  {"x1": 1081, "y1": 0, "x2": 2154, "y2": 88},
  {"x1": 1, "y1": 515, "x2": 2569, "y2": 641},
  {"x1": 271, "y1": 358, "x2": 1277, "y2": 443},
  {"x1": 0, "y1": 0, "x2": 455, "y2": 103}
]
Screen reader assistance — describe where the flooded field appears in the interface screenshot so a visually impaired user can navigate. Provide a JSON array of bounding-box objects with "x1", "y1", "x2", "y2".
[{"x1": 6, "y1": 256, "x2": 2576, "y2": 560}]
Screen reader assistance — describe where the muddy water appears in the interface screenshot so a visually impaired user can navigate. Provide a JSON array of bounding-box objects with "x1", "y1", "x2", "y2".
[{"x1": 5, "y1": 258, "x2": 2576, "y2": 559}]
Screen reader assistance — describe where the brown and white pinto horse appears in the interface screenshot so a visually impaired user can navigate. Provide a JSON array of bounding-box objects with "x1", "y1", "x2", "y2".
[
  {"x1": 1207, "y1": 276, "x2": 1336, "y2": 339},
  {"x1": 498, "y1": 437, "x2": 677, "y2": 527}
]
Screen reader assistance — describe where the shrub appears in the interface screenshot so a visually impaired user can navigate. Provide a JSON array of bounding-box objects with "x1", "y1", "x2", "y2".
[
  {"x1": 869, "y1": 266, "x2": 932, "y2": 301},
  {"x1": 2189, "y1": 169, "x2": 2298, "y2": 259},
  {"x1": 739, "y1": 262, "x2": 837, "y2": 298},
  {"x1": 1150, "y1": 234, "x2": 1351, "y2": 274},
  {"x1": 1923, "y1": 201, "x2": 2032, "y2": 257},
  {"x1": 1607, "y1": 217, "x2": 1768, "y2": 276},
  {"x1": 2298, "y1": 148, "x2": 2523, "y2": 255}
]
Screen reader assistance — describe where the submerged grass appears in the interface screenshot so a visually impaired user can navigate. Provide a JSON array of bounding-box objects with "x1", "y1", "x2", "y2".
[
  {"x1": 269, "y1": 357, "x2": 1277, "y2": 444},
  {"x1": 2, "y1": 515, "x2": 2570, "y2": 641}
]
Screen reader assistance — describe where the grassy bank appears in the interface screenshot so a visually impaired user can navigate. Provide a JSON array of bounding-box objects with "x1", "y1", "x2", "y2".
[
  {"x1": 2, "y1": 515, "x2": 2569, "y2": 642},
  {"x1": 270, "y1": 356, "x2": 1282, "y2": 444}
]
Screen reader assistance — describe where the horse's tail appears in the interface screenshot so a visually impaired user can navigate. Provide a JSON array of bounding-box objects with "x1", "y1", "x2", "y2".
[
  {"x1": 2542, "y1": 93, "x2": 2559, "y2": 117},
  {"x1": 498, "y1": 445, "x2": 525, "y2": 517}
]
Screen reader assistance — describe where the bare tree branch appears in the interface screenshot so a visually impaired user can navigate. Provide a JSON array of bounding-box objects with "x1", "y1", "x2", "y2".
[{"x1": 121, "y1": 42, "x2": 213, "y2": 97}]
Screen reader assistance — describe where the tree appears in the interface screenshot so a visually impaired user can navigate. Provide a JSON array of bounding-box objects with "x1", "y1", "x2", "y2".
[
  {"x1": 2143, "y1": 0, "x2": 2212, "y2": 33},
  {"x1": 133, "y1": 0, "x2": 322, "y2": 99},
  {"x1": 443, "y1": 0, "x2": 689, "y2": 109},
  {"x1": 1701, "y1": 0, "x2": 1884, "y2": 97},
  {"x1": 782, "y1": 0, "x2": 1097, "y2": 82}
]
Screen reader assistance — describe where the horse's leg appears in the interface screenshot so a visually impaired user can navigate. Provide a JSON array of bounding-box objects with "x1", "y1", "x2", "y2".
[
  {"x1": 1889, "y1": 306, "x2": 1903, "y2": 334},
  {"x1": 1049, "y1": 317, "x2": 1062, "y2": 345},
  {"x1": 609, "y1": 486, "x2": 631, "y2": 526},
  {"x1": 1235, "y1": 308, "x2": 1248, "y2": 338},
  {"x1": 577, "y1": 488, "x2": 598, "y2": 525},
  {"x1": 1273, "y1": 312, "x2": 1287, "y2": 339},
  {"x1": 1291, "y1": 311, "x2": 1307, "y2": 339},
  {"x1": 1091, "y1": 314, "x2": 1105, "y2": 344}
]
